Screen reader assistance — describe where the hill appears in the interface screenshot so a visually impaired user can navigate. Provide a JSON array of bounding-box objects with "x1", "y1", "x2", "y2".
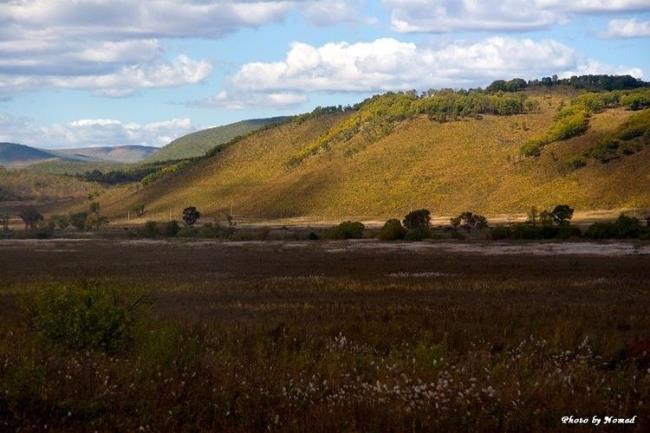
[
  {"x1": 0, "y1": 142, "x2": 58, "y2": 167},
  {"x1": 147, "y1": 117, "x2": 290, "y2": 162},
  {"x1": 0, "y1": 166, "x2": 102, "y2": 204},
  {"x1": 54, "y1": 145, "x2": 157, "y2": 163},
  {"x1": 95, "y1": 87, "x2": 650, "y2": 222}
]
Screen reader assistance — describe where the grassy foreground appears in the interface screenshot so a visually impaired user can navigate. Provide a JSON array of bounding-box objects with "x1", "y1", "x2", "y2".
[{"x1": 0, "y1": 240, "x2": 648, "y2": 432}]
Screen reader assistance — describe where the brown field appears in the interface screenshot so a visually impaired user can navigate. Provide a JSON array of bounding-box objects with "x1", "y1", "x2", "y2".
[{"x1": 1, "y1": 239, "x2": 649, "y2": 432}]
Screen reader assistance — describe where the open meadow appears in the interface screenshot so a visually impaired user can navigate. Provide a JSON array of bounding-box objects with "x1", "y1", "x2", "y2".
[{"x1": 0, "y1": 239, "x2": 648, "y2": 432}]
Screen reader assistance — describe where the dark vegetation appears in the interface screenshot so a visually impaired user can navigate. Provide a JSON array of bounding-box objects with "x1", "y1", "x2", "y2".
[
  {"x1": 583, "y1": 109, "x2": 650, "y2": 163},
  {"x1": 487, "y1": 74, "x2": 648, "y2": 93},
  {"x1": 0, "y1": 240, "x2": 648, "y2": 432},
  {"x1": 521, "y1": 90, "x2": 649, "y2": 157}
]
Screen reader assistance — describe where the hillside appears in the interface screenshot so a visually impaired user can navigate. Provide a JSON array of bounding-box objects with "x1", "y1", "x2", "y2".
[
  {"x1": 0, "y1": 166, "x2": 102, "y2": 203},
  {"x1": 0, "y1": 142, "x2": 58, "y2": 167},
  {"x1": 54, "y1": 145, "x2": 157, "y2": 163},
  {"x1": 147, "y1": 117, "x2": 290, "y2": 162},
  {"x1": 96, "y1": 88, "x2": 650, "y2": 222}
]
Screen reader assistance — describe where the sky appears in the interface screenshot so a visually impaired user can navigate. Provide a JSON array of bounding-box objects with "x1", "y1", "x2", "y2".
[{"x1": 0, "y1": 0, "x2": 649, "y2": 149}]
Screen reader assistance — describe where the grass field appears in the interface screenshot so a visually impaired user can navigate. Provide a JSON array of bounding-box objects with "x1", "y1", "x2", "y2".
[{"x1": 0, "y1": 239, "x2": 648, "y2": 432}]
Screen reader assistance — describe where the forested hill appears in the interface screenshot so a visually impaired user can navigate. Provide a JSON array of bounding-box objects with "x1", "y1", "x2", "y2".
[{"x1": 92, "y1": 75, "x2": 650, "y2": 221}]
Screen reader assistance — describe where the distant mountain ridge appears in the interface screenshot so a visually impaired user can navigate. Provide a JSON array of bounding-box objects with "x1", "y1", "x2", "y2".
[
  {"x1": 0, "y1": 142, "x2": 58, "y2": 167},
  {"x1": 53, "y1": 145, "x2": 158, "y2": 163},
  {"x1": 146, "y1": 117, "x2": 291, "y2": 162},
  {"x1": 0, "y1": 142, "x2": 158, "y2": 167}
]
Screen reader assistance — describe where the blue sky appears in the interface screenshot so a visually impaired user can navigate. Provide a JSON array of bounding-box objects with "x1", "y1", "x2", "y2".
[{"x1": 0, "y1": 0, "x2": 649, "y2": 149}]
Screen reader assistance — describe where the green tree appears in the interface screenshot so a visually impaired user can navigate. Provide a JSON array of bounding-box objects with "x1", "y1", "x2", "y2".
[
  {"x1": 182, "y1": 207, "x2": 201, "y2": 226},
  {"x1": 0, "y1": 211, "x2": 10, "y2": 232},
  {"x1": 378, "y1": 219, "x2": 407, "y2": 240},
  {"x1": 551, "y1": 205, "x2": 574, "y2": 226},
  {"x1": 19, "y1": 208, "x2": 43, "y2": 230},
  {"x1": 403, "y1": 209, "x2": 431, "y2": 230}
]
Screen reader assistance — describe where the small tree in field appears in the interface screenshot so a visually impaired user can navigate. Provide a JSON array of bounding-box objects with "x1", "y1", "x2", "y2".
[
  {"x1": 551, "y1": 205, "x2": 574, "y2": 226},
  {"x1": 527, "y1": 206, "x2": 539, "y2": 227},
  {"x1": 403, "y1": 209, "x2": 431, "y2": 230},
  {"x1": 19, "y1": 208, "x2": 43, "y2": 230},
  {"x1": 452, "y1": 212, "x2": 488, "y2": 231},
  {"x1": 0, "y1": 212, "x2": 10, "y2": 231},
  {"x1": 182, "y1": 207, "x2": 201, "y2": 226}
]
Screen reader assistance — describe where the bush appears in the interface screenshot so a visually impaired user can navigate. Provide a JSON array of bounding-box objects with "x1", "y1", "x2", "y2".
[
  {"x1": 69, "y1": 212, "x2": 88, "y2": 230},
  {"x1": 332, "y1": 221, "x2": 365, "y2": 239},
  {"x1": 141, "y1": 221, "x2": 159, "y2": 238},
  {"x1": 177, "y1": 226, "x2": 199, "y2": 238},
  {"x1": 585, "y1": 215, "x2": 643, "y2": 239},
  {"x1": 29, "y1": 284, "x2": 140, "y2": 352},
  {"x1": 404, "y1": 228, "x2": 429, "y2": 241},
  {"x1": 520, "y1": 140, "x2": 542, "y2": 157},
  {"x1": 378, "y1": 219, "x2": 406, "y2": 240},
  {"x1": 308, "y1": 231, "x2": 319, "y2": 240},
  {"x1": 490, "y1": 226, "x2": 513, "y2": 240},
  {"x1": 566, "y1": 157, "x2": 587, "y2": 170},
  {"x1": 162, "y1": 220, "x2": 181, "y2": 237},
  {"x1": 403, "y1": 209, "x2": 431, "y2": 230}
]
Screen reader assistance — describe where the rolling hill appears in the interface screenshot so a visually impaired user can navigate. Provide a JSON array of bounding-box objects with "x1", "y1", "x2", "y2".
[
  {"x1": 84, "y1": 87, "x2": 650, "y2": 222},
  {"x1": 146, "y1": 117, "x2": 291, "y2": 162},
  {"x1": 1, "y1": 142, "x2": 158, "y2": 169},
  {"x1": 0, "y1": 142, "x2": 58, "y2": 167},
  {"x1": 53, "y1": 145, "x2": 158, "y2": 163}
]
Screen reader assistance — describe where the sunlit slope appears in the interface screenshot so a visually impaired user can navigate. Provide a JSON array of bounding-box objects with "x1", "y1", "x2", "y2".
[
  {"x1": 102, "y1": 101, "x2": 649, "y2": 221},
  {"x1": 147, "y1": 117, "x2": 290, "y2": 162}
]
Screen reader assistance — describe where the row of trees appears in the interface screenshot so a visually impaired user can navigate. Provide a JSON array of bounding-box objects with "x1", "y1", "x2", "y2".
[{"x1": 488, "y1": 75, "x2": 647, "y2": 93}]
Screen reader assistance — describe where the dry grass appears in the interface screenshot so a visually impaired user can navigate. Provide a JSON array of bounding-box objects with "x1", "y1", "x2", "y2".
[
  {"x1": 97, "y1": 95, "x2": 650, "y2": 223},
  {"x1": 0, "y1": 240, "x2": 649, "y2": 432}
]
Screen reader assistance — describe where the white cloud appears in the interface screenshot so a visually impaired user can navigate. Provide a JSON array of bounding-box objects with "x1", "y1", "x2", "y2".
[
  {"x1": 0, "y1": 55, "x2": 212, "y2": 97},
  {"x1": 384, "y1": 0, "x2": 650, "y2": 33},
  {"x1": 301, "y1": 0, "x2": 366, "y2": 26},
  {"x1": 604, "y1": 18, "x2": 650, "y2": 38},
  {"x1": 0, "y1": 0, "x2": 301, "y2": 96},
  {"x1": 0, "y1": 1, "x2": 294, "y2": 40},
  {"x1": 198, "y1": 90, "x2": 308, "y2": 109},
  {"x1": 0, "y1": 114, "x2": 197, "y2": 148},
  {"x1": 230, "y1": 37, "x2": 642, "y2": 94}
]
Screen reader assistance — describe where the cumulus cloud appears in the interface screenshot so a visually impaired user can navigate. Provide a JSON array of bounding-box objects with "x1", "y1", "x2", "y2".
[
  {"x1": 300, "y1": 0, "x2": 367, "y2": 26},
  {"x1": 229, "y1": 37, "x2": 643, "y2": 95},
  {"x1": 196, "y1": 90, "x2": 308, "y2": 109},
  {"x1": 604, "y1": 18, "x2": 650, "y2": 38},
  {"x1": 0, "y1": 114, "x2": 197, "y2": 148},
  {"x1": 0, "y1": 55, "x2": 212, "y2": 97},
  {"x1": 0, "y1": 0, "x2": 301, "y2": 96},
  {"x1": 383, "y1": 0, "x2": 650, "y2": 33}
]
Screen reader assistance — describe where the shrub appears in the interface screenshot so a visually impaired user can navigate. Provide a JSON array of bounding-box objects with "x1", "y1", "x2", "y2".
[
  {"x1": 452, "y1": 212, "x2": 489, "y2": 230},
  {"x1": 50, "y1": 214, "x2": 70, "y2": 230},
  {"x1": 308, "y1": 231, "x2": 319, "y2": 240},
  {"x1": 490, "y1": 226, "x2": 513, "y2": 240},
  {"x1": 403, "y1": 209, "x2": 431, "y2": 230},
  {"x1": 585, "y1": 214, "x2": 643, "y2": 239},
  {"x1": 520, "y1": 140, "x2": 542, "y2": 157},
  {"x1": 69, "y1": 212, "x2": 88, "y2": 230},
  {"x1": 378, "y1": 219, "x2": 406, "y2": 240},
  {"x1": 404, "y1": 228, "x2": 429, "y2": 241},
  {"x1": 18, "y1": 208, "x2": 43, "y2": 230},
  {"x1": 162, "y1": 220, "x2": 181, "y2": 237},
  {"x1": 177, "y1": 226, "x2": 199, "y2": 238},
  {"x1": 29, "y1": 284, "x2": 140, "y2": 352},
  {"x1": 332, "y1": 221, "x2": 365, "y2": 239},
  {"x1": 141, "y1": 221, "x2": 159, "y2": 238},
  {"x1": 566, "y1": 157, "x2": 587, "y2": 170}
]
